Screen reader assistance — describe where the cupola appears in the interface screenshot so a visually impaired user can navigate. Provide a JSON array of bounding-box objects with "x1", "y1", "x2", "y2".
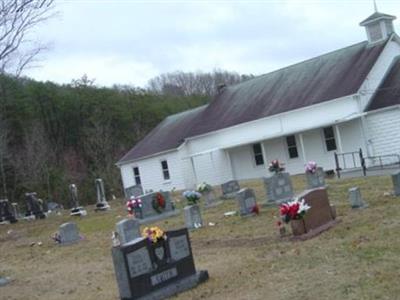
[{"x1": 360, "y1": 5, "x2": 396, "y2": 44}]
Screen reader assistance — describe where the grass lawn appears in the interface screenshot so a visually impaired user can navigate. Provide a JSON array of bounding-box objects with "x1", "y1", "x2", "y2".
[{"x1": 0, "y1": 174, "x2": 399, "y2": 300}]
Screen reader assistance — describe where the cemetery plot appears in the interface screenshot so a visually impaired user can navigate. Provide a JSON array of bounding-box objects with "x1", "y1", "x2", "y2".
[{"x1": 112, "y1": 228, "x2": 208, "y2": 300}]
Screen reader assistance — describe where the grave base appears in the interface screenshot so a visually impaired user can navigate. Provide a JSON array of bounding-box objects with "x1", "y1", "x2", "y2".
[
  {"x1": 138, "y1": 209, "x2": 180, "y2": 225},
  {"x1": 124, "y1": 270, "x2": 209, "y2": 300},
  {"x1": 291, "y1": 219, "x2": 341, "y2": 241},
  {"x1": 94, "y1": 202, "x2": 111, "y2": 212},
  {"x1": 204, "y1": 200, "x2": 223, "y2": 209},
  {"x1": 261, "y1": 197, "x2": 293, "y2": 207},
  {"x1": 70, "y1": 207, "x2": 87, "y2": 217}
]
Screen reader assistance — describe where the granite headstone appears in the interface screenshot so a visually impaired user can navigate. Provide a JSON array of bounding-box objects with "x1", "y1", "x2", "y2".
[
  {"x1": 236, "y1": 188, "x2": 258, "y2": 216},
  {"x1": 59, "y1": 222, "x2": 80, "y2": 245},
  {"x1": 184, "y1": 205, "x2": 203, "y2": 229},
  {"x1": 95, "y1": 178, "x2": 110, "y2": 211},
  {"x1": 116, "y1": 218, "x2": 141, "y2": 245},
  {"x1": 348, "y1": 187, "x2": 368, "y2": 208},
  {"x1": 111, "y1": 228, "x2": 208, "y2": 300},
  {"x1": 221, "y1": 180, "x2": 240, "y2": 199},
  {"x1": 263, "y1": 172, "x2": 294, "y2": 205},
  {"x1": 125, "y1": 185, "x2": 144, "y2": 198},
  {"x1": 306, "y1": 167, "x2": 326, "y2": 189}
]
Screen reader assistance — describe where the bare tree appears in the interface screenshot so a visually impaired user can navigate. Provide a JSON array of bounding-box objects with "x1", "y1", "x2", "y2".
[
  {"x1": 0, "y1": 0, "x2": 55, "y2": 76},
  {"x1": 147, "y1": 69, "x2": 253, "y2": 97}
]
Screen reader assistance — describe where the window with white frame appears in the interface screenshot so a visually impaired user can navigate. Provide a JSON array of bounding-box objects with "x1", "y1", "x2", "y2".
[
  {"x1": 161, "y1": 160, "x2": 170, "y2": 180},
  {"x1": 323, "y1": 126, "x2": 337, "y2": 151},
  {"x1": 286, "y1": 135, "x2": 299, "y2": 159},
  {"x1": 252, "y1": 143, "x2": 264, "y2": 166},
  {"x1": 133, "y1": 166, "x2": 141, "y2": 185}
]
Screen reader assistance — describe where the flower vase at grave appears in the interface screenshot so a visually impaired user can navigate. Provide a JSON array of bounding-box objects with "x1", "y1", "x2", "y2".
[
  {"x1": 290, "y1": 219, "x2": 306, "y2": 236},
  {"x1": 134, "y1": 207, "x2": 143, "y2": 219}
]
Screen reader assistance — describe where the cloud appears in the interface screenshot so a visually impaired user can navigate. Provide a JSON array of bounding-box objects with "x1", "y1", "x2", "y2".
[{"x1": 24, "y1": 0, "x2": 400, "y2": 87}]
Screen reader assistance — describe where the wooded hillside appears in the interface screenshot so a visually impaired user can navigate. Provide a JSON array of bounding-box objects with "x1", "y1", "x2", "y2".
[{"x1": 0, "y1": 70, "x2": 250, "y2": 207}]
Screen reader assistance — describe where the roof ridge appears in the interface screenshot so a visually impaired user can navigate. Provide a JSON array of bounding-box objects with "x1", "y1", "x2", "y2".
[{"x1": 229, "y1": 40, "x2": 370, "y2": 89}]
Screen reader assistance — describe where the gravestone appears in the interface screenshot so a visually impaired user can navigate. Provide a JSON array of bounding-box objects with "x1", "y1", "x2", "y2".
[
  {"x1": 348, "y1": 187, "x2": 368, "y2": 208},
  {"x1": 59, "y1": 222, "x2": 80, "y2": 245},
  {"x1": 11, "y1": 203, "x2": 20, "y2": 220},
  {"x1": 125, "y1": 185, "x2": 144, "y2": 198},
  {"x1": 290, "y1": 187, "x2": 339, "y2": 240},
  {"x1": 112, "y1": 228, "x2": 208, "y2": 300},
  {"x1": 134, "y1": 191, "x2": 179, "y2": 224},
  {"x1": 24, "y1": 192, "x2": 46, "y2": 219},
  {"x1": 0, "y1": 276, "x2": 11, "y2": 287},
  {"x1": 0, "y1": 199, "x2": 17, "y2": 223},
  {"x1": 236, "y1": 188, "x2": 258, "y2": 216},
  {"x1": 203, "y1": 191, "x2": 222, "y2": 208},
  {"x1": 306, "y1": 167, "x2": 326, "y2": 189},
  {"x1": 263, "y1": 172, "x2": 294, "y2": 205},
  {"x1": 184, "y1": 205, "x2": 203, "y2": 229},
  {"x1": 116, "y1": 218, "x2": 141, "y2": 245},
  {"x1": 221, "y1": 180, "x2": 240, "y2": 199},
  {"x1": 392, "y1": 172, "x2": 400, "y2": 196},
  {"x1": 69, "y1": 184, "x2": 87, "y2": 217},
  {"x1": 95, "y1": 178, "x2": 110, "y2": 211}
]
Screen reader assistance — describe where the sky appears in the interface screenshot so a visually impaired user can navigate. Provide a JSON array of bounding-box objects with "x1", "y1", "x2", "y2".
[{"x1": 24, "y1": 0, "x2": 400, "y2": 88}]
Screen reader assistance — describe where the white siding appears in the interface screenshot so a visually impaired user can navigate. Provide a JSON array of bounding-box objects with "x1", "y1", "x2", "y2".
[
  {"x1": 228, "y1": 119, "x2": 366, "y2": 179},
  {"x1": 366, "y1": 107, "x2": 400, "y2": 157},
  {"x1": 359, "y1": 39, "x2": 400, "y2": 110},
  {"x1": 120, "y1": 151, "x2": 186, "y2": 192}
]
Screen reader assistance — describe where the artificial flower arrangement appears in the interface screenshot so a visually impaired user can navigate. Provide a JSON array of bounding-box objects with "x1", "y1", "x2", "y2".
[
  {"x1": 152, "y1": 192, "x2": 166, "y2": 213},
  {"x1": 268, "y1": 159, "x2": 285, "y2": 174},
  {"x1": 126, "y1": 196, "x2": 142, "y2": 216},
  {"x1": 182, "y1": 190, "x2": 202, "y2": 205},
  {"x1": 251, "y1": 204, "x2": 260, "y2": 215},
  {"x1": 142, "y1": 226, "x2": 166, "y2": 244},
  {"x1": 305, "y1": 161, "x2": 317, "y2": 174},
  {"x1": 197, "y1": 182, "x2": 212, "y2": 194},
  {"x1": 279, "y1": 198, "x2": 311, "y2": 223}
]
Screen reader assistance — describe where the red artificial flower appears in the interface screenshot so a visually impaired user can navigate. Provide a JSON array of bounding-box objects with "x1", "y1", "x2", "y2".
[
  {"x1": 280, "y1": 204, "x2": 289, "y2": 216},
  {"x1": 276, "y1": 220, "x2": 282, "y2": 227},
  {"x1": 288, "y1": 202, "x2": 300, "y2": 218},
  {"x1": 251, "y1": 204, "x2": 260, "y2": 215},
  {"x1": 157, "y1": 193, "x2": 165, "y2": 207}
]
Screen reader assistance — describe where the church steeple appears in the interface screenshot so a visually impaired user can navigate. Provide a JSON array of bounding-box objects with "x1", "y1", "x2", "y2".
[{"x1": 360, "y1": 5, "x2": 396, "y2": 44}]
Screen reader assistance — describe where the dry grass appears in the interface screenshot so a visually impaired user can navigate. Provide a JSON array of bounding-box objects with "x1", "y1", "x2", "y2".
[{"x1": 1, "y1": 175, "x2": 400, "y2": 300}]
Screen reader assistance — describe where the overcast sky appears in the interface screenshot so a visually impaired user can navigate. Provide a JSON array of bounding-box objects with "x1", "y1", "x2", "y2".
[{"x1": 24, "y1": 0, "x2": 400, "y2": 88}]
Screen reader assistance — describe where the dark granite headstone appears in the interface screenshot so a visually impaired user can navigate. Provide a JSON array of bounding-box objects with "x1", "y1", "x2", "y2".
[
  {"x1": 263, "y1": 172, "x2": 294, "y2": 205},
  {"x1": 0, "y1": 199, "x2": 17, "y2": 223},
  {"x1": 236, "y1": 188, "x2": 257, "y2": 216},
  {"x1": 392, "y1": 172, "x2": 400, "y2": 196},
  {"x1": 112, "y1": 228, "x2": 208, "y2": 300},
  {"x1": 291, "y1": 187, "x2": 339, "y2": 240},
  {"x1": 24, "y1": 192, "x2": 46, "y2": 219},
  {"x1": 221, "y1": 180, "x2": 240, "y2": 199},
  {"x1": 125, "y1": 185, "x2": 144, "y2": 198},
  {"x1": 306, "y1": 167, "x2": 326, "y2": 189}
]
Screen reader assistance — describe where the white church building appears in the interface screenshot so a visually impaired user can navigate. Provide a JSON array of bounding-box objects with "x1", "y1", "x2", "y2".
[{"x1": 117, "y1": 10, "x2": 400, "y2": 193}]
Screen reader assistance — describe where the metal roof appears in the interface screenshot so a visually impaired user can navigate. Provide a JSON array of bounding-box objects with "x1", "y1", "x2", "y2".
[
  {"x1": 117, "y1": 105, "x2": 207, "y2": 164},
  {"x1": 118, "y1": 39, "x2": 387, "y2": 164},
  {"x1": 366, "y1": 56, "x2": 400, "y2": 111}
]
